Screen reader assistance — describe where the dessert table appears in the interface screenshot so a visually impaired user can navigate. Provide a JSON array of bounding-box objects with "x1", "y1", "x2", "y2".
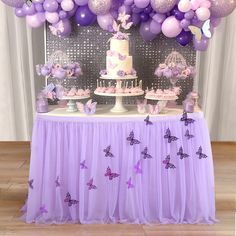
[{"x1": 22, "y1": 106, "x2": 216, "y2": 224}]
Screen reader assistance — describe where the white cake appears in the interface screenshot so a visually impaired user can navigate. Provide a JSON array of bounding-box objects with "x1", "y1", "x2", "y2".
[{"x1": 105, "y1": 38, "x2": 134, "y2": 77}]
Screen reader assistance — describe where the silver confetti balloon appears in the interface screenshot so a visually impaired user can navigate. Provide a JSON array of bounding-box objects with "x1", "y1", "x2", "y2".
[
  {"x1": 150, "y1": 0, "x2": 177, "y2": 14},
  {"x1": 88, "y1": 0, "x2": 112, "y2": 15},
  {"x1": 1, "y1": 0, "x2": 25, "y2": 8},
  {"x1": 210, "y1": 0, "x2": 236, "y2": 18}
]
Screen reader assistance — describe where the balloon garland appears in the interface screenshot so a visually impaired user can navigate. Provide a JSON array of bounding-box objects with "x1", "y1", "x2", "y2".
[{"x1": 1, "y1": 0, "x2": 236, "y2": 51}]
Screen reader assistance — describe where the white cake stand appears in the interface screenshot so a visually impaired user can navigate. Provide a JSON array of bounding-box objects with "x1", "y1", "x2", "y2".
[
  {"x1": 96, "y1": 75, "x2": 143, "y2": 113},
  {"x1": 61, "y1": 95, "x2": 90, "y2": 112}
]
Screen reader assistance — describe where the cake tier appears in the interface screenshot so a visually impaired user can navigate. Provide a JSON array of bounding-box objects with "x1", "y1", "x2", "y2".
[
  {"x1": 110, "y1": 38, "x2": 129, "y2": 56},
  {"x1": 106, "y1": 56, "x2": 133, "y2": 77}
]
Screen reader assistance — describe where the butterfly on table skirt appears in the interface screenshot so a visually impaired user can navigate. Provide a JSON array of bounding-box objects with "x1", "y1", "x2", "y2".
[
  {"x1": 164, "y1": 128, "x2": 178, "y2": 143},
  {"x1": 177, "y1": 146, "x2": 189, "y2": 160},
  {"x1": 134, "y1": 160, "x2": 142, "y2": 174},
  {"x1": 127, "y1": 131, "x2": 141, "y2": 146},
  {"x1": 39, "y1": 205, "x2": 48, "y2": 214},
  {"x1": 103, "y1": 145, "x2": 114, "y2": 158},
  {"x1": 196, "y1": 146, "x2": 208, "y2": 159},
  {"x1": 87, "y1": 178, "x2": 97, "y2": 190},
  {"x1": 185, "y1": 129, "x2": 194, "y2": 140},
  {"x1": 55, "y1": 176, "x2": 60, "y2": 187},
  {"x1": 28, "y1": 179, "x2": 34, "y2": 189},
  {"x1": 126, "y1": 177, "x2": 134, "y2": 189},
  {"x1": 180, "y1": 112, "x2": 195, "y2": 126},
  {"x1": 64, "y1": 192, "x2": 79, "y2": 207},
  {"x1": 80, "y1": 160, "x2": 88, "y2": 169},
  {"x1": 163, "y1": 155, "x2": 176, "y2": 169},
  {"x1": 104, "y1": 166, "x2": 120, "y2": 180},
  {"x1": 141, "y1": 147, "x2": 153, "y2": 159},
  {"x1": 77, "y1": 99, "x2": 97, "y2": 115},
  {"x1": 144, "y1": 115, "x2": 153, "y2": 126}
]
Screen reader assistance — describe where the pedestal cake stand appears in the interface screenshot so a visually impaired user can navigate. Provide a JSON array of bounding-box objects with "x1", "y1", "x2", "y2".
[
  {"x1": 95, "y1": 76, "x2": 144, "y2": 113},
  {"x1": 61, "y1": 95, "x2": 90, "y2": 112}
]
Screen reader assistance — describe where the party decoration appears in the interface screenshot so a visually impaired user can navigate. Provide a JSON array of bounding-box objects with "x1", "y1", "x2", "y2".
[
  {"x1": 189, "y1": 19, "x2": 212, "y2": 41},
  {"x1": 161, "y1": 16, "x2": 182, "y2": 38},
  {"x1": 88, "y1": 0, "x2": 112, "y2": 15},
  {"x1": 1, "y1": 0, "x2": 24, "y2": 8},
  {"x1": 151, "y1": 0, "x2": 177, "y2": 13},
  {"x1": 75, "y1": 5, "x2": 96, "y2": 26},
  {"x1": 210, "y1": 0, "x2": 236, "y2": 17}
]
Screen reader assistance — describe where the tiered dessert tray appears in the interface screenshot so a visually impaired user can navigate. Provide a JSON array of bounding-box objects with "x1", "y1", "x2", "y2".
[{"x1": 61, "y1": 95, "x2": 90, "y2": 112}]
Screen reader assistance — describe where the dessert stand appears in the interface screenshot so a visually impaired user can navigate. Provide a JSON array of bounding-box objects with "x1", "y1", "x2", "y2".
[
  {"x1": 95, "y1": 76, "x2": 144, "y2": 113},
  {"x1": 60, "y1": 95, "x2": 90, "y2": 112}
]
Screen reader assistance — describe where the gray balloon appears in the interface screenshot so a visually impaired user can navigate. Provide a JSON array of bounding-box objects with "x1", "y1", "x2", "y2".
[
  {"x1": 210, "y1": 0, "x2": 236, "y2": 18},
  {"x1": 88, "y1": 0, "x2": 112, "y2": 15},
  {"x1": 1, "y1": 0, "x2": 25, "y2": 8},
  {"x1": 150, "y1": 0, "x2": 177, "y2": 14}
]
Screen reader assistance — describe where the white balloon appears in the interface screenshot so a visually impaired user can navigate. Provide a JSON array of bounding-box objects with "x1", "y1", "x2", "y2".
[
  {"x1": 196, "y1": 7, "x2": 211, "y2": 21},
  {"x1": 45, "y1": 12, "x2": 59, "y2": 24},
  {"x1": 61, "y1": 0, "x2": 75, "y2": 11},
  {"x1": 178, "y1": 0, "x2": 191, "y2": 12}
]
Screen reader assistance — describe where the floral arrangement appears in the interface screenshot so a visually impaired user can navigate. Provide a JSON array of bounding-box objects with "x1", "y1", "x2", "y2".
[{"x1": 36, "y1": 62, "x2": 83, "y2": 80}]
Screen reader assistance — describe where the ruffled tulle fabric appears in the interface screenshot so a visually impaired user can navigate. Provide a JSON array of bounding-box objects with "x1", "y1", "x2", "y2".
[{"x1": 22, "y1": 112, "x2": 216, "y2": 224}]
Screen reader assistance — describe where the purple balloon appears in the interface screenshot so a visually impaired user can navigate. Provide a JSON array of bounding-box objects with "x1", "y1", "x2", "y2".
[
  {"x1": 53, "y1": 19, "x2": 72, "y2": 37},
  {"x1": 150, "y1": 19, "x2": 161, "y2": 34},
  {"x1": 22, "y1": 3, "x2": 36, "y2": 15},
  {"x1": 26, "y1": 13, "x2": 44, "y2": 28},
  {"x1": 174, "y1": 9, "x2": 185, "y2": 20},
  {"x1": 210, "y1": 0, "x2": 236, "y2": 18},
  {"x1": 124, "y1": 0, "x2": 134, "y2": 5},
  {"x1": 35, "y1": 3, "x2": 44, "y2": 12},
  {"x1": 1, "y1": 0, "x2": 24, "y2": 8},
  {"x1": 75, "y1": 5, "x2": 96, "y2": 26},
  {"x1": 161, "y1": 16, "x2": 182, "y2": 38},
  {"x1": 134, "y1": 0, "x2": 150, "y2": 8},
  {"x1": 131, "y1": 5, "x2": 143, "y2": 13},
  {"x1": 152, "y1": 13, "x2": 166, "y2": 24},
  {"x1": 140, "y1": 12, "x2": 149, "y2": 22},
  {"x1": 118, "y1": 4, "x2": 132, "y2": 14},
  {"x1": 184, "y1": 10, "x2": 195, "y2": 20},
  {"x1": 180, "y1": 18, "x2": 190, "y2": 28},
  {"x1": 15, "y1": 8, "x2": 25, "y2": 17},
  {"x1": 176, "y1": 30, "x2": 193, "y2": 46},
  {"x1": 43, "y1": 0, "x2": 59, "y2": 12},
  {"x1": 210, "y1": 17, "x2": 221, "y2": 27},
  {"x1": 140, "y1": 20, "x2": 157, "y2": 41},
  {"x1": 193, "y1": 37, "x2": 209, "y2": 51},
  {"x1": 132, "y1": 13, "x2": 141, "y2": 25},
  {"x1": 144, "y1": 5, "x2": 152, "y2": 14},
  {"x1": 67, "y1": 5, "x2": 78, "y2": 18},
  {"x1": 74, "y1": 0, "x2": 89, "y2": 6},
  {"x1": 97, "y1": 13, "x2": 114, "y2": 31},
  {"x1": 59, "y1": 10, "x2": 68, "y2": 19}
]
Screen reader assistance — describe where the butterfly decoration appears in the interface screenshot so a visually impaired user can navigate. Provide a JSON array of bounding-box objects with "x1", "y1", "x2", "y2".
[
  {"x1": 180, "y1": 112, "x2": 195, "y2": 126},
  {"x1": 77, "y1": 99, "x2": 97, "y2": 115},
  {"x1": 185, "y1": 129, "x2": 194, "y2": 140},
  {"x1": 137, "y1": 99, "x2": 147, "y2": 114},
  {"x1": 87, "y1": 178, "x2": 97, "y2": 190},
  {"x1": 118, "y1": 12, "x2": 130, "y2": 23},
  {"x1": 64, "y1": 192, "x2": 79, "y2": 207},
  {"x1": 49, "y1": 20, "x2": 65, "y2": 37},
  {"x1": 80, "y1": 160, "x2": 88, "y2": 169},
  {"x1": 196, "y1": 146, "x2": 208, "y2": 159},
  {"x1": 144, "y1": 115, "x2": 153, "y2": 126},
  {"x1": 122, "y1": 21, "x2": 133, "y2": 30},
  {"x1": 103, "y1": 145, "x2": 114, "y2": 158},
  {"x1": 112, "y1": 20, "x2": 121, "y2": 32},
  {"x1": 126, "y1": 177, "x2": 134, "y2": 189},
  {"x1": 104, "y1": 166, "x2": 120, "y2": 180},
  {"x1": 108, "y1": 60, "x2": 118, "y2": 69},
  {"x1": 188, "y1": 19, "x2": 212, "y2": 41},
  {"x1": 118, "y1": 54, "x2": 127, "y2": 61},
  {"x1": 55, "y1": 176, "x2": 60, "y2": 187},
  {"x1": 127, "y1": 131, "x2": 141, "y2": 146},
  {"x1": 141, "y1": 147, "x2": 153, "y2": 159},
  {"x1": 39, "y1": 205, "x2": 48, "y2": 214},
  {"x1": 164, "y1": 128, "x2": 178, "y2": 143},
  {"x1": 26, "y1": 0, "x2": 33, "y2": 7},
  {"x1": 177, "y1": 147, "x2": 189, "y2": 160},
  {"x1": 28, "y1": 179, "x2": 34, "y2": 189},
  {"x1": 163, "y1": 155, "x2": 176, "y2": 169},
  {"x1": 148, "y1": 104, "x2": 160, "y2": 115},
  {"x1": 134, "y1": 160, "x2": 142, "y2": 174}
]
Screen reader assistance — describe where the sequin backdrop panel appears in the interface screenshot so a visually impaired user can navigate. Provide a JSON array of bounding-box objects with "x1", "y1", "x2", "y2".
[{"x1": 46, "y1": 23, "x2": 196, "y2": 104}]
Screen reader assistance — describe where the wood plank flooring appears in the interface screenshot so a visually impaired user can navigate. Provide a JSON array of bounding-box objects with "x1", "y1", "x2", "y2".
[{"x1": 0, "y1": 142, "x2": 235, "y2": 236}]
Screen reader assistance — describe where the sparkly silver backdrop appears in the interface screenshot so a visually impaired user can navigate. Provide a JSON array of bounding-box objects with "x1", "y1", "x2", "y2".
[{"x1": 46, "y1": 23, "x2": 196, "y2": 104}]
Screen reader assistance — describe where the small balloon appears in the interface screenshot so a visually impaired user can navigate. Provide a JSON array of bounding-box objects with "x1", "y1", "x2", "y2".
[
  {"x1": 134, "y1": 0, "x2": 150, "y2": 8},
  {"x1": 26, "y1": 13, "x2": 44, "y2": 28},
  {"x1": 45, "y1": 12, "x2": 60, "y2": 24},
  {"x1": 196, "y1": 7, "x2": 211, "y2": 21},
  {"x1": 74, "y1": 0, "x2": 89, "y2": 6},
  {"x1": 15, "y1": 8, "x2": 25, "y2": 17},
  {"x1": 43, "y1": 0, "x2": 58, "y2": 12},
  {"x1": 150, "y1": 19, "x2": 162, "y2": 34},
  {"x1": 97, "y1": 13, "x2": 114, "y2": 31},
  {"x1": 140, "y1": 20, "x2": 157, "y2": 41},
  {"x1": 193, "y1": 37, "x2": 209, "y2": 51},
  {"x1": 61, "y1": 0, "x2": 75, "y2": 11},
  {"x1": 176, "y1": 30, "x2": 193, "y2": 46}
]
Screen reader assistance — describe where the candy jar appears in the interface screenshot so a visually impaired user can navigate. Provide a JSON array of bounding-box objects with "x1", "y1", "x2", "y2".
[{"x1": 36, "y1": 92, "x2": 48, "y2": 113}]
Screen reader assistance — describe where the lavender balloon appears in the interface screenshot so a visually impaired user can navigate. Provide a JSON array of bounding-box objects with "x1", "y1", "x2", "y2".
[
  {"x1": 74, "y1": 0, "x2": 89, "y2": 6},
  {"x1": 1, "y1": 0, "x2": 24, "y2": 8},
  {"x1": 150, "y1": 20, "x2": 162, "y2": 34},
  {"x1": 134, "y1": 0, "x2": 150, "y2": 8},
  {"x1": 152, "y1": 13, "x2": 166, "y2": 24},
  {"x1": 193, "y1": 37, "x2": 209, "y2": 51},
  {"x1": 15, "y1": 8, "x2": 25, "y2": 17},
  {"x1": 43, "y1": 0, "x2": 59, "y2": 12},
  {"x1": 75, "y1": 6, "x2": 96, "y2": 26},
  {"x1": 97, "y1": 13, "x2": 114, "y2": 31},
  {"x1": 210, "y1": 0, "x2": 236, "y2": 18},
  {"x1": 151, "y1": 0, "x2": 177, "y2": 14},
  {"x1": 161, "y1": 16, "x2": 182, "y2": 38},
  {"x1": 88, "y1": 0, "x2": 112, "y2": 15},
  {"x1": 26, "y1": 13, "x2": 44, "y2": 28},
  {"x1": 140, "y1": 20, "x2": 157, "y2": 41}
]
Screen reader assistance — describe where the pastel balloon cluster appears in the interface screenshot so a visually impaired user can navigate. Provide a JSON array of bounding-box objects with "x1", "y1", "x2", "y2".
[{"x1": 1, "y1": 0, "x2": 236, "y2": 51}]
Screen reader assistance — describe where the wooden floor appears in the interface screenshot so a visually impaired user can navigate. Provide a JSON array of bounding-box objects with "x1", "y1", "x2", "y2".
[{"x1": 0, "y1": 142, "x2": 235, "y2": 236}]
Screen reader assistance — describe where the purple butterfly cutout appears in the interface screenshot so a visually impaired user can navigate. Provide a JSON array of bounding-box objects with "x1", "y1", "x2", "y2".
[
  {"x1": 28, "y1": 179, "x2": 33, "y2": 189},
  {"x1": 127, "y1": 131, "x2": 141, "y2": 146},
  {"x1": 144, "y1": 115, "x2": 153, "y2": 126},
  {"x1": 80, "y1": 160, "x2": 88, "y2": 169},
  {"x1": 105, "y1": 166, "x2": 120, "y2": 180},
  {"x1": 126, "y1": 177, "x2": 134, "y2": 189},
  {"x1": 163, "y1": 155, "x2": 176, "y2": 169},
  {"x1": 39, "y1": 205, "x2": 48, "y2": 214},
  {"x1": 196, "y1": 146, "x2": 208, "y2": 159},
  {"x1": 185, "y1": 129, "x2": 194, "y2": 139},
  {"x1": 118, "y1": 54, "x2": 127, "y2": 61},
  {"x1": 180, "y1": 112, "x2": 195, "y2": 126},
  {"x1": 64, "y1": 192, "x2": 79, "y2": 207},
  {"x1": 164, "y1": 128, "x2": 178, "y2": 143},
  {"x1": 177, "y1": 146, "x2": 189, "y2": 159},
  {"x1": 55, "y1": 176, "x2": 60, "y2": 187},
  {"x1": 141, "y1": 147, "x2": 153, "y2": 159},
  {"x1": 103, "y1": 145, "x2": 114, "y2": 158},
  {"x1": 134, "y1": 160, "x2": 142, "y2": 174},
  {"x1": 87, "y1": 178, "x2": 97, "y2": 190}
]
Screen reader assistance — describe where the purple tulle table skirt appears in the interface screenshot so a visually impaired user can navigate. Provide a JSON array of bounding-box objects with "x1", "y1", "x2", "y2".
[{"x1": 22, "y1": 111, "x2": 216, "y2": 224}]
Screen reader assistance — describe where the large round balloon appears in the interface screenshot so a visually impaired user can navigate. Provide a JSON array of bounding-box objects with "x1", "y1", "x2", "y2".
[
  {"x1": 150, "y1": 0, "x2": 177, "y2": 14},
  {"x1": 161, "y1": 16, "x2": 182, "y2": 38},
  {"x1": 75, "y1": 5, "x2": 96, "y2": 26},
  {"x1": 53, "y1": 19, "x2": 72, "y2": 37},
  {"x1": 88, "y1": 0, "x2": 112, "y2": 15},
  {"x1": 134, "y1": 0, "x2": 150, "y2": 9},
  {"x1": 1, "y1": 0, "x2": 24, "y2": 8},
  {"x1": 193, "y1": 37, "x2": 209, "y2": 51},
  {"x1": 97, "y1": 13, "x2": 114, "y2": 31},
  {"x1": 74, "y1": 0, "x2": 89, "y2": 6},
  {"x1": 209, "y1": 0, "x2": 236, "y2": 17},
  {"x1": 176, "y1": 30, "x2": 193, "y2": 46},
  {"x1": 26, "y1": 13, "x2": 44, "y2": 28},
  {"x1": 140, "y1": 20, "x2": 157, "y2": 41}
]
